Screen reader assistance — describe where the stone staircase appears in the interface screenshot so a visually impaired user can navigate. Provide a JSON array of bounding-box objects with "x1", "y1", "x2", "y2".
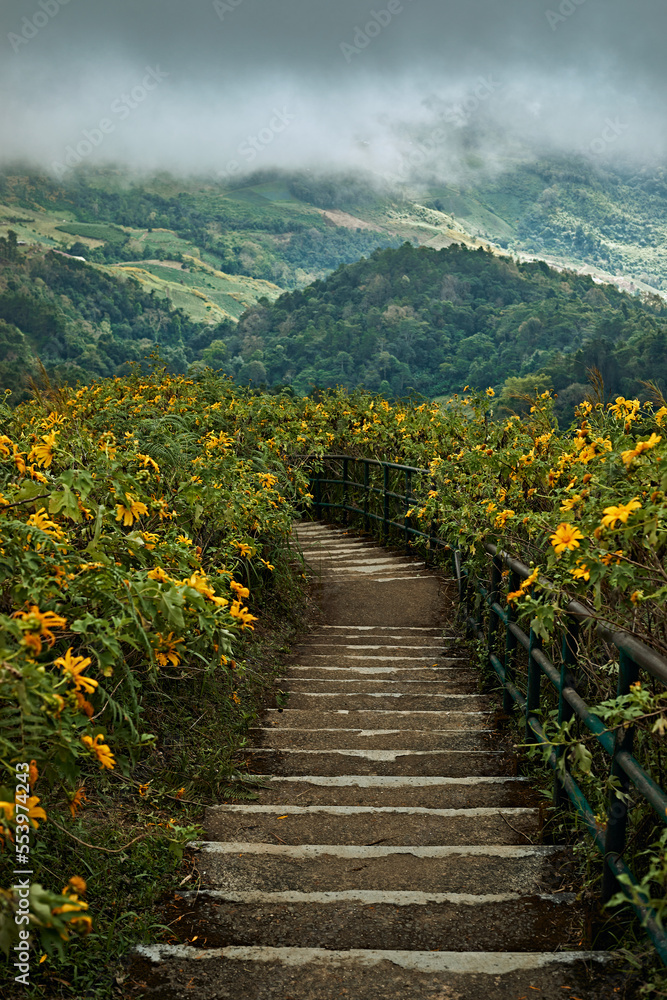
[{"x1": 133, "y1": 521, "x2": 616, "y2": 999}]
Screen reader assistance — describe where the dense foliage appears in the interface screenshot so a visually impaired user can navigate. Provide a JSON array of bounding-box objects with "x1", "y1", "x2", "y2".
[
  {"x1": 221, "y1": 242, "x2": 667, "y2": 406},
  {"x1": 0, "y1": 369, "x2": 315, "y2": 967}
]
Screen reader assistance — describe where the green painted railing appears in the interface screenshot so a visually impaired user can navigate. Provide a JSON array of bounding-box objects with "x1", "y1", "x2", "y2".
[{"x1": 307, "y1": 453, "x2": 667, "y2": 963}]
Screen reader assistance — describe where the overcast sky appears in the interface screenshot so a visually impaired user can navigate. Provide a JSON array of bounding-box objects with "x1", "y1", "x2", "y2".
[{"x1": 1, "y1": 0, "x2": 665, "y2": 181}]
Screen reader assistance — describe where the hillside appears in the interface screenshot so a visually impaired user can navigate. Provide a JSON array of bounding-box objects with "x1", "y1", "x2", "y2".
[
  {"x1": 421, "y1": 157, "x2": 667, "y2": 295},
  {"x1": 217, "y1": 242, "x2": 667, "y2": 410},
  {"x1": 2, "y1": 162, "x2": 667, "y2": 409}
]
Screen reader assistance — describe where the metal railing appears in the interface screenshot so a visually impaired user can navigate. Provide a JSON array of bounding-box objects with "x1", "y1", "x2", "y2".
[{"x1": 307, "y1": 454, "x2": 667, "y2": 963}]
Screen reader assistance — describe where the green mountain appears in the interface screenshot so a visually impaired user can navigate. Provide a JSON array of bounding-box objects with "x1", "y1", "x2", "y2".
[
  {"x1": 1, "y1": 161, "x2": 666, "y2": 409},
  {"x1": 213, "y1": 241, "x2": 667, "y2": 413}
]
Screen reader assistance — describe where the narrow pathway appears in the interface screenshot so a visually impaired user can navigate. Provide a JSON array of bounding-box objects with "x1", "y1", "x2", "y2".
[{"x1": 134, "y1": 522, "x2": 614, "y2": 999}]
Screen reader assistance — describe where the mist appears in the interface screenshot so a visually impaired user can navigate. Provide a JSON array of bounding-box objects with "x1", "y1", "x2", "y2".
[{"x1": 2, "y1": 0, "x2": 666, "y2": 185}]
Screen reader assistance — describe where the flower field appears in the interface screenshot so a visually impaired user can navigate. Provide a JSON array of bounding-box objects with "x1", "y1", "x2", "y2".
[{"x1": 0, "y1": 367, "x2": 666, "y2": 979}]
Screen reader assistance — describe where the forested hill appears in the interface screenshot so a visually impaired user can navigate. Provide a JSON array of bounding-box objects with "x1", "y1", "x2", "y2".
[
  {"x1": 217, "y1": 242, "x2": 667, "y2": 407},
  {"x1": 0, "y1": 239, "x2": 202, "y2": 399}
]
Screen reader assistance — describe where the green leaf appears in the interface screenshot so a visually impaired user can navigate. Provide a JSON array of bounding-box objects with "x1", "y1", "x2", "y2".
[{"x1": 49, "y1": 484, "x2": 82, "y2": 522}]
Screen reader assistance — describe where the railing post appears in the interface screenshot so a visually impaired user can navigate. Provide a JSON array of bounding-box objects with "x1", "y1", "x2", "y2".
[
  {"x1": 503, "y1": 570, "x2": 519, "y2": 715},
  {"x1": 602, "y1": 650, "x2": 640, "y2": 902},
  {"x1": 342, "y1": 457, "x2": 349, "y2": 525},
  {"x1": 314, "y1": 467, "x2": 322, "y2": 519},
  {"x1": 525, "y1": 628, "x2": 542, "y2": 743},
  {"x1": 487, "y1": 555, "x2": 503, "y2": 664},
  {"x1": 383, "y1": 464, "x2": 389, "y2": 543},
  {"x1": 554, "y1": 618, "x2": 579, "y2": 808},
  {"x1": 404, "y1": 469, "x2": 412, "y2": 554},
  {"x1": 427, "y1": 479, "x2": 437, "y2": 567},
  {"x1": 363, "y1": 460, "x2": 370, "y2": 534}
]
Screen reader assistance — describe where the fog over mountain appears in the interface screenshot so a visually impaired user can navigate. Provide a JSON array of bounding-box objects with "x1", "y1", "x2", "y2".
[{"x1": 1, "y1": 0, "x2": 665, "y2": 182}]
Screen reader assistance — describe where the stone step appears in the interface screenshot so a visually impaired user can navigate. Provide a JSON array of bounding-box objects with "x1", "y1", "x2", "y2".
[
  {"x1": 282, "y1": 692, "x2": 488, "y2": 711},
  {"x1": 279, "y1": 680, "x2": 479, "y2": 697},
  {"x1": 133, "y1": 945, "x2": 610, "y2": 1000},
  {"x1": 244, "y1": 748, "x2": 516, "y2": 777},
  {"x1": 249, "y1": 775, "x2": 535, "y2": 809},
  {"x1": 308, "y1": 625, "x2": 445, "y2": 634},
  {"x1": 289, "y1": 657, "x2": 468, "y2": 670},
  {"x1": 196, "y1": 841, "x2": 566, "y2": 894},
  {"x1": 264, "y1": 709, "x2": 494, "y2": 731},
  {"x1": 294, "y1": 636, "x2": 463, "y2": 659},
  {"x1": 281, "y1": 665, "x2": 468, "y2": 680},
  {"x1": 248, "y1": 729, "x2": 494, "y2": 752},
  {"x1": 157, "y1": 891, "x2": 582, "y2": 953},
  {"x1": 296, "y1": 637, "x2": 458, "y2": 648},
  {"x1": 205, "y1": 803, "x2": 537, "y2": 846}
]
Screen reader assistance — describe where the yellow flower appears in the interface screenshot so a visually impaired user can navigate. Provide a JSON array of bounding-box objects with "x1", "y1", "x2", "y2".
[
  {"x1": 507, "y1": 566, "x2": 540, "y2": 603},
  {"x1": 68, "y1": 787, "x2": 88, "y2": 819},
  {"x1": 234, "y1": 541, "x2": 253, "y2": 558},
  {"x1": 177, "y1": 534, "x2": 193, "y2": 546},
  {"x1": 181, "y1": 571, "x2": 228, "y2": 606},
  {"x1": 137, "y1": 453, "x2": 160, "y2": 474},
  {"x1": 147, "y1": 566, "x2": 171, "y2": 583},
  {"x1": 560, "y1": 494, "x2": 583, "y2": 512},
  {"x1": 601, "y1": 549, "x2": 623, "y2": 566},
  {"x1": 26, "y1": 508, "x2": 65, "y2": 540},
  {"x1": 67, "y1": 876, "x2": 87, "y2": 895},
  {"x1": 550, "y1": 523, "x2": 584, "y2": 554},
  {"x1": 81, "y1": 734, "x2": 115, "y2": 769},
  {"x1": 570, "y1": 563, "x2": 590, "y2": 582},
  {"x1": 230, "y1": 580, "x2": 250, "y2": 599},
  {"x1": 55, "y1": 648, "x2": 98, "y2": 694},
  {"x1": 2, "y1": 794, "x2": 48, "y2": 829},
  {"x1": 486, "y1": 388, "x2": 495, "y2": 397},
  {"x1": 13, "y1": 606, "x2": 67, "y2": 646},
  {"x1": 229, "y1": 600, "x2": 258, "y2": 629},
  {"x1": 115, "y1": 495, "x2": 149, "y2": 526},
  {"x1": 28, "y1": 429, "x2": 57, "y2": 469},
  {"x1": 600, "y1": 498, "x2": 642, "y2": 529},
  {"x1": 155, "y1": 632, "x2": 184, "y2": 667},
  {"x1": 621, "y1": 434, "x2": 662, "y2": 466},
  {"x1": 494, "y1": 509, "x2": 515, "y2": 528}
]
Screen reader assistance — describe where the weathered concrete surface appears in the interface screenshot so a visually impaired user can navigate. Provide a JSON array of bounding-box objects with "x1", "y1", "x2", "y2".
[{"x1": 128, "y1": 521, "x2": 635, "y2": 999}]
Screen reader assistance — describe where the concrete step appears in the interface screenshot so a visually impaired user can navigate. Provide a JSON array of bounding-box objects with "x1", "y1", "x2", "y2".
[
  {"x1": 196, "y1": 841, "x2": 567, "y2": 894},
  {"x1": 289, "y1": 658, "x2": 469, "y2": 671},
  {"x1": 249, "y1": 775, "x2": 535, "y2": 809},
  {"x1": 278, "y1": 680, "x2": 479, "y2": 696},
  {"x1": 205, "y1": 803, "x2": 537, "y2": 846},
  {"x1": 248, "y1": 729, "x2": 495, "y2": 752},
  {"x1": 264, "y1": 709, "x2": 494, "y2": 731},
  {"x1": 158, "y1": 891, "x2": 582, "y2": 953},
  {"x1": 133, "y1": 945, "x2": 611, "y2": 1000},
  {"x1": 282, "y1": 692, "x2": 488, "y2": 711},
  {"x1": 244, "y1": 748, "x2": 516, "y2": 777},
  {"x1": 281, "y1": 665, "x2": 469, "y2": 680},
  {"x1": 307, "y1": 625, "x2": 444, "y2": 635}
]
